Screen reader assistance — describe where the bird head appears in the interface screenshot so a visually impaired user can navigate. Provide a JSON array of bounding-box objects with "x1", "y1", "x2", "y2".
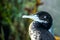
[{"x1": 22, "y1": 11, "x2": 53, "y2": 30}]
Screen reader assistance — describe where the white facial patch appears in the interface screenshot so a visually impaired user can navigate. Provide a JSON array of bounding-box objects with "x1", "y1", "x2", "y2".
[{"x1": 33, "y1": 15, "x2": 48, "y2": 23}]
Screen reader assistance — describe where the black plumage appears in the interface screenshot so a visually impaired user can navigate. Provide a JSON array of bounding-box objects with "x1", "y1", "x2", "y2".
[
  {"x1": 36, "y1": 11, "x2": 53, "y2": 30},
  {"x1": 22, "y1": 11, "x2": 55, "y2": 40},
  {"x1": 29, "y1": 21, "x2": 55, "y2": 40}
]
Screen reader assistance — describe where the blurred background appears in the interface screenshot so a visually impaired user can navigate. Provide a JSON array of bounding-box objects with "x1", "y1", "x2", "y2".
[{"x1": 0, "y1": 0, "x2": 60, "y2": 40}]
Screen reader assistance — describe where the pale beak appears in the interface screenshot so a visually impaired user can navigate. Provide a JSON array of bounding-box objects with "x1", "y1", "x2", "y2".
[{"x1": 22, "y1": 15, "x2": 48, "y2": 23}]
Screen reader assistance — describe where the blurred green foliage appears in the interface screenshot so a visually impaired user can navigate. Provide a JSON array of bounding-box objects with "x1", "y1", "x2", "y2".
[{"x1": 0, "y1": 0, "x2": 37, "y2": 40}]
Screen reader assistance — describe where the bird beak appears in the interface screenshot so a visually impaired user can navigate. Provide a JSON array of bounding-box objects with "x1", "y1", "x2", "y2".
[
  {"x1": 22, "y1": 15, "x2": 37, "y2": 20},
  {"x1": 22, "y1": 15, "x2": 48, "y2": 23}
]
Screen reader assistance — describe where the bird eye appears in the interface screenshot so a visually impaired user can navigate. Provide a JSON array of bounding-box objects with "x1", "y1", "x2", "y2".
[{"x1": 44, "y1": 16, "x2": 47, "y2": 18}]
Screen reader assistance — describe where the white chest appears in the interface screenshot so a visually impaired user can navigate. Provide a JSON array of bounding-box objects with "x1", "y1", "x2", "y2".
[{"x1": 29, "y1": 22, "x2": 41, "y2": 40}]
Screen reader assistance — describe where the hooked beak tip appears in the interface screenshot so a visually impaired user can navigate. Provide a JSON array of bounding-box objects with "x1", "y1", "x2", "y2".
[{"x1": 22, "y1": 15, "x2": 25, "y2": 18}]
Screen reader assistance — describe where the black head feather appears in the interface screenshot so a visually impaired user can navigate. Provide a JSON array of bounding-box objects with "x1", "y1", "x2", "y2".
[{"x1": 36, "y1": 11, "x2": 53, "y2": 30}]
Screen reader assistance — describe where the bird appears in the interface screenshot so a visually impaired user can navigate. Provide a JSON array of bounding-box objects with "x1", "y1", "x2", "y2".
[{"x1": 22, "y1": 11, "x2": 55, "y2": 40}]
